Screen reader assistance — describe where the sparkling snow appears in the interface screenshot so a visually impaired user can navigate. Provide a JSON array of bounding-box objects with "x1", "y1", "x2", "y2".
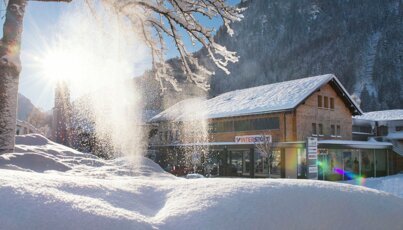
[
  {"x1": 354, "y1": 109, "x2": 403, "y2": 121},
  {"x1": 0, "y1": 134, "x2": 402, "y2": 230}
]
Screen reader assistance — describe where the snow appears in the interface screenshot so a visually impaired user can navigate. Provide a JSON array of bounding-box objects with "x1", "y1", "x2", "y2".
[
  {"x1": 318, "y1": 139, "x2": 393, "y2": 146},
  {"x1": 387, "y1": 131, "x2": 403, "y2": 140},
  {"x1": 354, "y1": 109, "x2": 403, "y2": 121},
  {"x1": 151, "y1": 74, "x2": 361, "y2": 122},
  {"x1": 344, "y1": 174, "x2": 403, "y2": 198},
  {"x1": 1, "y1": 134, "x2": 402, "y2": 230}
]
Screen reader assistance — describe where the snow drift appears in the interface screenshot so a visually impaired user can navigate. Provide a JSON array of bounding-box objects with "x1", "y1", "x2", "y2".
[{"x1": 0, "y1": 134, "x2": 402, "y2": 230}]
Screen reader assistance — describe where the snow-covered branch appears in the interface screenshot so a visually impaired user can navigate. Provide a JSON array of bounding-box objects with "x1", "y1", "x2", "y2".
[{"x1": 99, "y1": 0, "x2": 244, "y2": 91}]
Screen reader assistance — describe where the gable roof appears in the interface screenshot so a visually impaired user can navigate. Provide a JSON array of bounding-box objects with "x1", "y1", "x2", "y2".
[
  {"x1": 354, "y1": 110, "x2": 403, "y2": 121},
  {"x1": 151, "y1": 74, "x2": 362, "y2": 122}
]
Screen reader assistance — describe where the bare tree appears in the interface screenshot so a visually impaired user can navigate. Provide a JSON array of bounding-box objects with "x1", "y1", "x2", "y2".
[
  {"x1": 0, "y1": 0, "x2": 243, "y2": 154},
  {"x1": 255, "y1": 133, "x2": 274, "y2": 177}
]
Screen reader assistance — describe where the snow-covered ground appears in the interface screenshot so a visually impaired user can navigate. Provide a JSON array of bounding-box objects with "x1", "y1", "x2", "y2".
[
  {"x1": 344, "y1": 174, "x2": 403, "y2": 199},
  {"x1": 1, "y1": 134, "x2": 402, "y2": 230}
]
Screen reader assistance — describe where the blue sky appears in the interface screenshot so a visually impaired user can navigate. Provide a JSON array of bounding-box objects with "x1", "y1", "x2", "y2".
[{"x1": 0, "y1": 0, "x2": 240, "y2": 110}]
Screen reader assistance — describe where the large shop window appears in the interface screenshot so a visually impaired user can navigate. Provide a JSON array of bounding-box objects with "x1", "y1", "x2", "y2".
[
  {"x1": 375, "y1": 150, "x2": 387, "y2": 177},
  {"x1": 270, "y1": 150, "x2": 282, "y2": 178},
  {"x1": 234, "y1": 117, "x2": 280, "y2": 132},
  {"x1": 297, "y1": 149, "x2": 307, "y2": 179},
  {"x1": 230, "y1": 151, "x2": 243, "y2": 176},
  {"x1": 318, "y1": 149, "x2": 388, "y2": 181},
  {"x1": 210, "y1": 117, "x2": 280, "y2": 133},
  {"x1": 361, "y1": 150, "x2": 375, "y2": 177},
  {"x1": 254, "y1": 149, "x2": 282, "y2": 178},
  {"x1": 210, "y1": 121, "x2": 234, "y2": 133}
]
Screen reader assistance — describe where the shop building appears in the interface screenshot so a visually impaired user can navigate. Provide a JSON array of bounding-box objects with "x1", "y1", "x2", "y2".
[
  {"x1": 149, "y1": 74, "x2": 399, "y2": 180},
  {"x1": 353, "y1": 110, "x2": 403, "y2": 173}
]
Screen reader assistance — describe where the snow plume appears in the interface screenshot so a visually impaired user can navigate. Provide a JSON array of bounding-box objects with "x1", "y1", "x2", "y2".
[
  {"x1": 177, "y1": 98, "x2": 209, "y2": 170},
  {"x1": 41, "y1": 4, "x2": 150, "y2": 162}
]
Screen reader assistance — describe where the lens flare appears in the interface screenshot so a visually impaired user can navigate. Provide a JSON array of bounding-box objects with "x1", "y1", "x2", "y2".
[{"x1": 317, "y1": 160, "x2": 366, "y2": 185}]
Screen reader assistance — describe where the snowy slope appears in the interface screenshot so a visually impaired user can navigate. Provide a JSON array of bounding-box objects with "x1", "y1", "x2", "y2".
[{"x1": 0, "y1": 134, "x2": 402, "y2": 230}]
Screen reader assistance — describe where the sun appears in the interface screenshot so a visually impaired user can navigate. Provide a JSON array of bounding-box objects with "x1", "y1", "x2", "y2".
[{"x1": 40, "y1": 49, "x2": 84, "y2": 84}]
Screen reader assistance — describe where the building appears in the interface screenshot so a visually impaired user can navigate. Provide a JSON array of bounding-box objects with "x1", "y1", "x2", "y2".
[
  {"x1": 16, "y1": 120, "x2": 38, "y2": 135},
  {"x1": 149, "y1": 74, "x2": 400, "y2": 180},
  {"x1": 353, "y1": 110, "x2": 403, "y2": 173}
]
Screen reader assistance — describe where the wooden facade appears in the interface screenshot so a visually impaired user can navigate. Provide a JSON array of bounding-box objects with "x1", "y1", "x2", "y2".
[{"x1": 201, "y1": 82, "x2": 354, "y2": 144}]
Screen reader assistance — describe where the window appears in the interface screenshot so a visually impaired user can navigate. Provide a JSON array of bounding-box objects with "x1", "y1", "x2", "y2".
[
  {"x1": 336, "y1": 125, "x2": 341, "y2": 136},
  {"x1": 252, "y1": 117, "x2": 280, "y2": 130},
  {"x1": 396, "y1": 126, "x2": 403, "y2": 132},
  {"x1": 211, "y1": 121, "x2": 234, "y2": 133},
  {"x1": 352, "y1": 125, "x2": 372, "y2": 134},
  {"x1": 324, "y1": 96, "x2": 329, "y2": 108},
  {"x1": 331, "y1": 125, "x2": 336, "y2": 136},
  {"x1": 318, "y1": 124, "x2": 324, "y2": 136},
  {"x1": 330, "y1": 98, "x2": 334, "y2": 109},
  {"x1": 318, "y1": 95, "x2": 322, "y2": 108},
  {"x1": 175, "y1": 130, "x2": 180, "y2": 140},
  {"x1": 234, "y1": 120, "x2": 252, "y2": 131},
  {"x1": 233, "y1": 117, "x2": 280, "y2": 132},
  {"x1": 312, "y1": 123, "x2": 317, "y2": 136}
]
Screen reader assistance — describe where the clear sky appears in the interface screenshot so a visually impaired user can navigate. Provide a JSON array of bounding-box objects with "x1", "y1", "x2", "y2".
[{"x1": 0, "y1": 0, "x2": 240, "y2": 111}]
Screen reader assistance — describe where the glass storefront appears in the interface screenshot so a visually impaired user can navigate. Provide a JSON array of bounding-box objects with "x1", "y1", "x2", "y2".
[
  {"x1": 243, "y1": 151, "x2": 251, "y2": 176},
  {"x1": 297, "y1": 148, "x2": 307, "y2": 179},
  {"x1": 361, "y1": 150, "x2": 375, "y2": 177},
  {"x1": 318, "y1": 148, "x2": 389, "y2": 181},
  {"x1": 230, "y1": 151, "x2": 243, "y2": 176},
  {"x1": 375, "y1": 149, "x2": 387, "y2": 177},
  {"x1": 270, "y1": 150, "x2": 282, "y2": 178}
]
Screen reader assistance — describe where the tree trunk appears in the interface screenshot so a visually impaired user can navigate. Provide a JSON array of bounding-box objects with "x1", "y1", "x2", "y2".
[{"x1": 0, "y1": 0, "x2": 27, "y2": 154}]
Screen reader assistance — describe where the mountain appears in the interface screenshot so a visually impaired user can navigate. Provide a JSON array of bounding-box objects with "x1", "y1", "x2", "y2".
[
  {"x1": 144, "y1": 0, "x2": 402, "y2": 113},
  {"x1": 17, "y1": 93, "x2": 36, "y2": 121},
  {"x1": 208, "y1": 0, "x2": 402, "y2": 112}
]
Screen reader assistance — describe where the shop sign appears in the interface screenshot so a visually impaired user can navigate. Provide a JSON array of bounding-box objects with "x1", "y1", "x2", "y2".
[
  {"x1": 306, "y1": 137, "x2": 318, "y2": 180},
  {"x1": 235, "y1": 135, "x2": 272, "y2": 143},
  {"x1": 308, "y1": 166, "x2": 318, "y2": 173}
]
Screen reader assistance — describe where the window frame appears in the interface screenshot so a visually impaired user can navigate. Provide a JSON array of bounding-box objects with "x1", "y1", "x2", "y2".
[
  {"x1": 317, "y1": 95, "x2": 323, "y2": 108},
  {"x1": 318, "y1": 123, "x2": 324, "y2": 136},
  {"x1": 330, "y1": 124, "x2": 336, "y2": 137},
  {"x1": 324, "y1": 96, "x2": 329, "y2": 109},
  {"x1": 312, "y1": 123, "x2": 317, "y2": 136}
]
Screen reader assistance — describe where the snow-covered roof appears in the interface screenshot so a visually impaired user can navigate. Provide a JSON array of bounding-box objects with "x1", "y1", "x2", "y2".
[
  {"x1": 353, "y1": 110, "x2": 403, "y2": 121},
  {"x1": 318, "y1": 140, "x2": 393, "y2": 149},
  {"x1": 151, "y1": 74, "x2": 362, "y2": 122}
]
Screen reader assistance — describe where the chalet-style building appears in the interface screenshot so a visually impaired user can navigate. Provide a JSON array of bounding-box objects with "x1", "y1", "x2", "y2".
[{"x1": 149, "y1": 74, "x2": 400, "y2": 180}]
